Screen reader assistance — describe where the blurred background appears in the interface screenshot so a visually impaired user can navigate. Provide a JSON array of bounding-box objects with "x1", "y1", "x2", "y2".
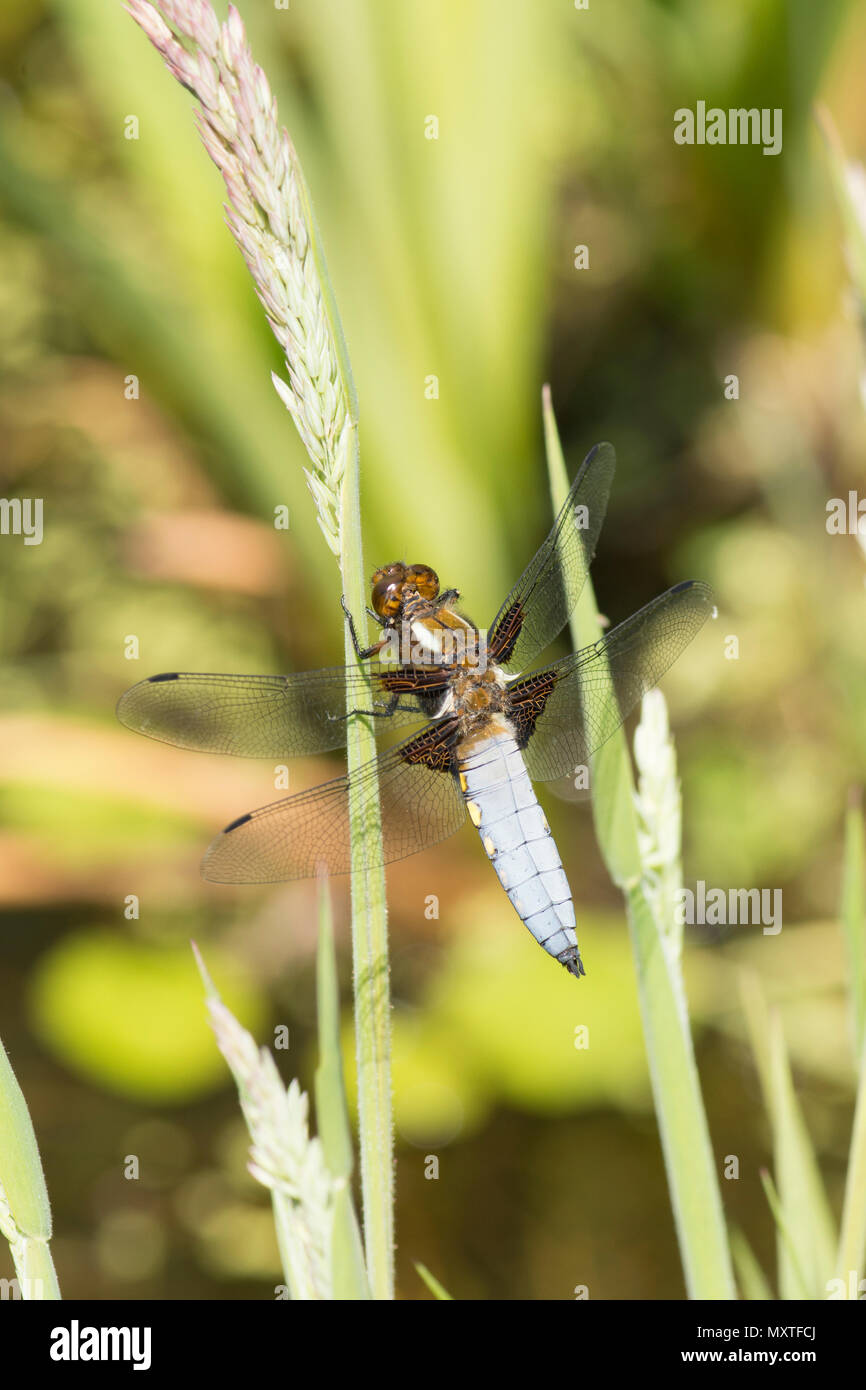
[{"x1": 1, "y1": 0, "x2": 865, "y2": 1300}]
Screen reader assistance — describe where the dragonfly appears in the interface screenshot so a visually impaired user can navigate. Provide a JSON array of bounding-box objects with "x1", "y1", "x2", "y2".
[{"x1": 117, "y1": 443, "x2": 714, "y2": 979}]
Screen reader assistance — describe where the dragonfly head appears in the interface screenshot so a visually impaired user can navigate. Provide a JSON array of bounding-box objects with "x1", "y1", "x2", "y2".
[{"x1": 370, "y1": 562, "x2": 440, "y2": 620}]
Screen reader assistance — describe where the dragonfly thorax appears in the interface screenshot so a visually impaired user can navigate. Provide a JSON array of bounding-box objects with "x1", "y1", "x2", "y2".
[{"x1": 451, "y1": 663, "x2": 508, "y2": 737}]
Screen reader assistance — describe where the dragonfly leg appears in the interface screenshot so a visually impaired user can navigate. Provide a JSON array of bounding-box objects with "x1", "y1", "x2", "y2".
[
  {"x1": 327, "y1": 693, "x2": 407, "y2": 723},
  {"x1": 340, "y1": 594, "x2": 386, "y2": 660}
]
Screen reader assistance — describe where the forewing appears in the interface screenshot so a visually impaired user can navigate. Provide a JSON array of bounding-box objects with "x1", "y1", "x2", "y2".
[
  {"x1": 512, "y1": 581, "x2": 715, "y2": 782},
  {"x1": 487, "y1": 441, "x2": 616, "y2": 671},
  {"x1": 116, "y1": 663, "x2": 444, "y2": 758},
  {"x1": 201, "y1": 719, "x2": 466, "y2": 882}
]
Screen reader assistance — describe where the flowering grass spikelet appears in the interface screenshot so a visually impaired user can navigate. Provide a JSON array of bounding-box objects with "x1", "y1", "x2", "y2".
[
  {"x1": 125, "y1": 0, "x2": 353, "y2": 555},
  {"x1": 203, "y1": 977, "x2": 336, "y2": 1299},
  {"x1": 633, "y1": 688, "x2": 685, "y2": 965}
]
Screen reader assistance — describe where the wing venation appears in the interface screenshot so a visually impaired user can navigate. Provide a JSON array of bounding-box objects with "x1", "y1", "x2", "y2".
[
  {"x1": 202, "y1": 719, "x2": 465, "y2": 882},
  {"x1": 487, "y1": 441, "x2": 616, "y2": 670},
  {"x1": 512, "y1": 580, "x2": 715, "y2": 782},
  {"x1": 116, "y1": 663, "x2": 445, "y2": 758}
]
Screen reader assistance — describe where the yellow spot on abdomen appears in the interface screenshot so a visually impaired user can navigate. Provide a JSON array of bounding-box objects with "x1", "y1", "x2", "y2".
[
  {"x1": 467, "y1": 800, "x2": 482, "y2": 827},
  {"x1": 483, "y1": 835, "x2": 496, "y2": 858}
]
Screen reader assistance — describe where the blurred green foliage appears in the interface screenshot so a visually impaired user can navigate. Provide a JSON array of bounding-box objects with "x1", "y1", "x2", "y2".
[
  {"x1": 29, "y1": 931, "x2": 265, "y2": 1102},
  {"x1": 1, "y1": 0, "x2": 865, "y2": 1298}
]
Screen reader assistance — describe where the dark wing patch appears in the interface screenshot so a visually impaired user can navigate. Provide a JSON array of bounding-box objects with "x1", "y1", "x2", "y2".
[
  {"x1": 202, "y1": 719, "x2": 464, "y2": 883},
  {"x1": 513, "y1": 580, "x2": 715, "y2": 782},
  {"x1": 377, "y1": 667, "x2": 451, "y2": 693},
  {"x1": 487, "y1": 441, "x2": 616, "y2": 670},
  {"x1": 116, "y1": 662, "x2": 438, "y2": 759},
  {"x1": 377, "y1": 665, "x2": 452, "y2": 720},
  {"x1": 399, "y1": 720, "x2": 460, "y2": 772},
  {"x1": 487, "y1": 601, "x2": 524, "y2": 668},
  {"x1": 508, "y1": 669, "x2": 558, "y2": 748}
]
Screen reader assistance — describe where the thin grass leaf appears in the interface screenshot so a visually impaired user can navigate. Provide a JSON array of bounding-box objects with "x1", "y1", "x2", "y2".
[
  {"x1": 415, "y1": 1262, "x2": 454, "y2": 1301},
  {"x1": 621, "y1": 878, "x2": 735, "y2": 1297},
  {"x1": 840, "y1": 788, "x2": 865, "y2": 1057},
  {"x1": 817, "y1": 106, "x2": 866, "y2": 410},
  {"x1": 338, "y1": 438, "x2": 394, "y2": 1302},
  {"x1": 740, "y1": 972, "x2": 837, "y2": 1298},
  {"x1": 729, "y1": 1226, "x2": 774, "y2": 1301},
  {"x1": 758, "y1": 1169, "x2": 811, "y2": 1301},
  {"x1": 767, "y1": 1010, "x2": 837, "y2": 1299},
  {"x1": 542, "y1": 386, "x2": 734, "y2": 1300},
  {"x1": 315, "y1": 878, "x2": 354, "y2": 1181},
  {"x1": 330, "y1": 1186, "x2": 372, "y2": 1302},
  {"x1": 0, "y1": 1036, "x2": 60, "y2": 1299},
  {"x1": 740, "y1": 970, "x2": 773, "y2": 1099},
  {"x1": 315, "y1": 877, "x2": 370, "y2": 1300},
  {"x1": 836, "y1": 1033, "x2": 866, "y2": 1294},
  {"x1": 836, "y1": 794, "x2": 866, "y2": 1293},
  {"x1": 542, "y1": 390, "x2": 641, "y2": 888},
  {"x1": 817, "y1": 106, "x2": 866, "y2": 312}
]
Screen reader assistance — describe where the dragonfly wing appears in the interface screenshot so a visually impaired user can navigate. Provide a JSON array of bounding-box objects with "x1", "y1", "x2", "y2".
[
  {"x1": 116, "y1": 663, "x2": 444, "y2": 758},
  {"x1": 511, "y1": 580, "x2": 715, "y2": 782},
  {"x1": 202, "y1": 719, "x2": 465, "y2": 882},
  {"x1": 487, "y1": 441, "x2": 616, "y2": 671}
]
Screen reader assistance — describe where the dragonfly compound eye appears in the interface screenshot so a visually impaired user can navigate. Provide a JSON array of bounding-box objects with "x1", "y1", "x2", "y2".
[
  {"x1": 371, "y1": 563, "x2": 406, "y2": 618},
  {"x1": 404, "y1": 564, "x2": 440, "y2": 600}
]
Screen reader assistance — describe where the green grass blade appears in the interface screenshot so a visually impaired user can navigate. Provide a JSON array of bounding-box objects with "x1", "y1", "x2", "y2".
[
  {"x1": 278, "y1": 110, "x2": 393, "y2": 1301},
  {"x1": 622, "y1": 880, "x2": 735, "y2": 1299},
  {"x1": 740, "y1": 972, "x2": 837, "y2": 1298},
  {"x1": 338, "y1": 433, "x2": 394, "y2": 1301},
  {"x1": 729, "y1": 1226, "x2": 774, "y2": 1300},
  {"x1": 315, "y1": 877, "x2": 371, "y2": 1300},
  {"x1": 767, "y1": 1008, "x2": 838, "y2": 1298},
  {"x1": 817, "y1": 107, "x2": 866, "y2": 307},
  {"x1": 759, "y1": 1169, "x2": 811, "y2": 1300},
  {"x1": 0, "y1": 1035, "x2": 60, "y2": 1299},
  {"x1": 836, "y1": 1033, "x2": 866, "y2": 1294},
  {"x1": 542, "y1": 387, "x2": 734, "y2": 1300},
  {"x1": 836, "y1": 792, "x2": 866, "y2": 1290},
  {"x1": 315, "y1": 878, "x2": 354, "y2": 1181},
  {"x1": 542, "y1": 389, "x2": 642, "y2": 890},
  {"x1": 330, "y1": 1185, "x2": 372, "y2": 1301},
  {"x1": 415, "y1": 1262, "x2": 454, "y2": 1300},
  {"x1": 840, "y1": 788, "x2": 865, "y2": 1057},
  {"x1": 270, "y1": 21, "x2": 394, "y2": 1301}
]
